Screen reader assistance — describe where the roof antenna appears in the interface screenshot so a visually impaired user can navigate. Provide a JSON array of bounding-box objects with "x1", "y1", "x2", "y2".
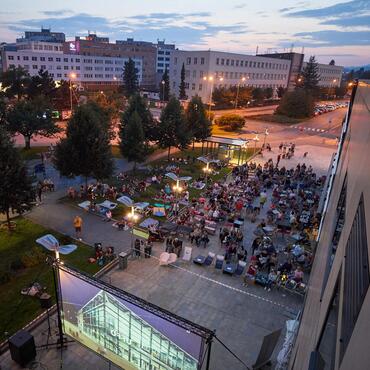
[{"x1": 256, "y1": 45, "x2": 259, "y2": 55}]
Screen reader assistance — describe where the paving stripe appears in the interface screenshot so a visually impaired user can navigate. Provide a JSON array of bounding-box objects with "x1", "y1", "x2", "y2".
[{"x1": 132, "y1": 248, "x2": 295, "y2": 312}]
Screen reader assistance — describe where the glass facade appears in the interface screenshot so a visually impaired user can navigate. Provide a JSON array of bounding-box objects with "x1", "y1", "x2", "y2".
[{"x1": 77, "y1": 291, "x2": 198, "y2": 370}]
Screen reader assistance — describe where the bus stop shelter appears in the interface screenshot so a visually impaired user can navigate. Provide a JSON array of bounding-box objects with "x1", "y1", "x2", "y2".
[{"x1": 202, "y1": 136, "x2": 250, "y2": 165}]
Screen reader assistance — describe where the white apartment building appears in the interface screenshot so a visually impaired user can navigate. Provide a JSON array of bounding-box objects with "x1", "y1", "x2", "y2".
[
  {"x1": 302, "y1": 62, "x2": 343, "y2": 87},
  {"x1": 1, "y1": 41, "x2": 142, "y2": 89},
  {"x1": 169, "y1": 50, "x2": 291, "y2": 102}
]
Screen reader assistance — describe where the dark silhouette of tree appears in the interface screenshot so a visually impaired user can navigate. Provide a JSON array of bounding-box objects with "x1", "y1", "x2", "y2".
[
  {"x1": 0, "y1": 128, "x2": 34, "y2": 230},
  {"x1": 179, "y1": 63, "x2": 187, "y2": 100},
  {"x1": 119, "y1": 111, "x2": 148, "y2": 170},
  {"x1": 276, "y1": 90, "x2": 314, "y2": 118},
  {"x1": 160, "y1": 68, "x2": 170, "y2": 101},
  {"x1": 0, "y1": 66, "x2": 30, "y2": 100},
  {"x1": 7, "y1": 96, "x2": 59, "y2": 149},
  {"x1": 157, "y1": 97, "x2": 191, "y2": 160},
  {"x1": 300, "y1": 56, "x2": 320, "y2": 96},
  {"x1": 186, "y1": 96, "x2": 211, "y2": 150},
  {"x1": 329, "y1": 59, "x2": 335, "y2": 65},
  {"x1": 122, "y1": 58, "x2": 138, "y2": 98},
  {"x1": 54, "y1": 103, "x2": 114, "y2": 187},
  {"x1": 120, "y1": 94, "x2": 155, "y2": 141},
  {"x1": 27, "y1": 69, "x2": 57, "y2": 101}
]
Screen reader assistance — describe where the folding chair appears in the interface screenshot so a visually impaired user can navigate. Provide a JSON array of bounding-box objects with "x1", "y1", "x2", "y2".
[
  {"x1": 193, "y1": 255, "x2": 206, "y2": 265},
  {"x1": 204, "y1": 252, "x2": 215, "y2": 266},
  {"x1": 235, "y1": 260, "x2": 247, "y2": 276},
  {"x1": 215, "y1": 255, "x2": 224, "y2": 269}
]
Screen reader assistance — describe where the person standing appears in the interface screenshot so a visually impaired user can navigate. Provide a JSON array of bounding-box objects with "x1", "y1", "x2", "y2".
[
  {"x1": 37, "y1": 181, "x2": 43, "y2": 203},
  {"x1": 73, "y1": 215, "x2": 83, "y2": 240}
]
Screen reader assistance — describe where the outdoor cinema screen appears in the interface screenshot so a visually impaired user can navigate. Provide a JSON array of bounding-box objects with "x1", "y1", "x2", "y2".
[{"x1": 58, "y1": 267, "x2": 204, "y2": 370}]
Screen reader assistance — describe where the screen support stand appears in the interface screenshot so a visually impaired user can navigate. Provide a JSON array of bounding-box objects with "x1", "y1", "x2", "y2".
[{"x1": 205, "y1": 331, "x2": 215, "y2": 370}]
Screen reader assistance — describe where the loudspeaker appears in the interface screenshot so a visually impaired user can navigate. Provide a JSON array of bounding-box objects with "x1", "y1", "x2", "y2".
[
  {"x1": 8, "y1": 330, "x2": 36, "y2": 367},
  {"x1": 39, "y1": 293, "x2": 52, "y2": 309}
]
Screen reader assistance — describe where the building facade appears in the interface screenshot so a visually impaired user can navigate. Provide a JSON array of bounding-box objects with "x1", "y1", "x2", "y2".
[
  {"x1": 1, "y1": 44, "x2": 142, "y2": 90},
  {"x1": 289, "y1": 81, "x2": 370, "y2": 370},
  {"x1": 169, "y1": 50, "x2": 291, "y2": 102},
  {"x1": 301, "y1": 62, "x2": 343, "y2": 88},
  {"x1": 155, "y1": 40, "x2": 175, "y2": 86},
  {"x1": 62, "y1": 35, "x2": 157, "y2": 90},
  {"x1": 78, "y1": 291, "x2": 199, "y2": 370}
]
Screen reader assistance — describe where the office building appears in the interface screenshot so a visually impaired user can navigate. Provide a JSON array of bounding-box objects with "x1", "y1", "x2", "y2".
[
  {"x1": 1, "y1": 42, "x2": 142, "y2": 90},
  {"x1": 258, "y1": 52, "x2": 343, "y2": 90},
  {"x1": 289, "y1": 80, "x2": 370, "y2": 369},
  {"x1": 302, "y1": 61, "x2": 343, "y2": 88},
  {"x1": 78, "y1": 290, "x2": 198, "y2": 370},
  {"x1": 156, "y1": 40, "x2": 175, "y2": 85},
  {"x1": 63, "y1": 34, "x2": 157, "y2": 90},
  {"x1": 169, "y1": 50, "x2": 291, "y2": 102}
]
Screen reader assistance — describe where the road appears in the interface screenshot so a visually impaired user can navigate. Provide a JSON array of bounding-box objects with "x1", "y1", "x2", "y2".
[{"x1": 13, "y1": 106, "x2": 345, "y2": 152}]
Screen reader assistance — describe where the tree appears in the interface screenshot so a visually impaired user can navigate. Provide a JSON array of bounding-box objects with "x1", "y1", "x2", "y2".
[
  {"x1": 300, "y1": 56, "x2": 320, "y2": 95},
  {"x1": 157, "y1": 97, "x2": 191, "y2": 160},
  {"x1": 119, "y1": 111, "x2": 148, "y2": 170},
  {"x1": 159, "y1": 68, "x2": 170, "y2": 101},
  {"x1": 53, "y1": 79, "x2": 78, "y2": 111},
  {"x1": 276, "y1": 90, "x2": 314, "y2": 118},
  {"x1": 122, "y1": 58, "x2": 138, "y2": 98},
  {"x1": 252, "y1": 88, "x2": 265, "y2": 104},
  {"x1": 329, "y1": 59, "x2": 335, "y2": 65},
  {"x1": 83, "y1": 100, "x2": 115, "y2": 140},
  {"x1": 27, "y1": 69, "x2": 57, "y2": 101},
  {"x1": 7, "y1": 96, "x2": 60, "y2": 149},
  {"x1": 264, "y1": 87, "x2": 273, "y2": 99},
  {"x1": 186, "y1": 96, "x2": 211, "y2": 149},
  {"x1": 54, "y1": 104, "x2": 114, "y2": 187},
  {"x1": 0, "y1": 128, "x2": 34, "y2": 230},
  {"x1": 215, "y1": 114, "x2": 245, "y2": 131},
  {"x1": 277, "y1": 86, "x2": 286, "y2": 98},
  {"x1": 0, "y1": 66, "x2": 30, "y2": 100},
  {"x1": 120, "y1": 94, "x2": 155, "y2": 141},
  {"x1": 212, "y1": 87, "x2": 234, "y2": 108},
  {"x1": 179, "y1": 63, "x2": 187, "y2": 100}
]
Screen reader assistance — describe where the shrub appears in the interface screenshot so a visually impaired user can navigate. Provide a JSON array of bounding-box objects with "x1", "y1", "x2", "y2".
[
  {"x1": 21, "y1": 246, "x2": 46, "y2": 267},
  {"x1": 276, "y1": 90, "x2": 314, "y2": 118},
  {"x1": 0, "y1": 270, "x2": 11, "y2": 285},
  {"x1": 216, "y1": 114, "x2": 245, "y2": 131},
  {"x1": 10, "y1": 258, "x2": 25, "y2": 271}
]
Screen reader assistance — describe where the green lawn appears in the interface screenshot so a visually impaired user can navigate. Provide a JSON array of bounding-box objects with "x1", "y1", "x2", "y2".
[
  {"x1": 18, "y1": 146, "x2": 49, "y2": 161},
  {"x1": 0, "y1": 217, "x2": 100, "y2": 342},
  {"x1": 212, "y1": 125, "x2": 242, "y2": 136},
  {"x1": 248, "y1": 114, "x2": 308, "y2": 124}
]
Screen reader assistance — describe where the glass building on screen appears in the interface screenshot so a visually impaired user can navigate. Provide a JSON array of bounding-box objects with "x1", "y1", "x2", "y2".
[{"x1": 77, "y1": 291, "x2": 198, "y2": 370}]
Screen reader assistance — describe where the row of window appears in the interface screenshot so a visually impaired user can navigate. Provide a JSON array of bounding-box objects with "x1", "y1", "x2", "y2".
[
  {"x1": 216, "y1": 58, "x2": 288, "y2": 70},
  {"x1": 178, "y1": 69, "x2": 287, "y2": 81},
  {"x1": 158, "y1": 50, "x2": 171, "y2": 55},
  {"x1": 157, "y1": 57, "x2": 170, "y2": 62},
  {"x1": 12, "y1": 64, "x2": 124, "y2": 73},
  {"x1": 7, "y1": 54, "x2": 141, "y2": 65},
  {"x1": 178, "y1": 82, "x2": 284, "y2": 90}
]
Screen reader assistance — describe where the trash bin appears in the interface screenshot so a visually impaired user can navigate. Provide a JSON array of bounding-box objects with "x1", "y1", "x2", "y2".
[{"x1": 119, "y1": 252, "x2": 130, "y2": 270}]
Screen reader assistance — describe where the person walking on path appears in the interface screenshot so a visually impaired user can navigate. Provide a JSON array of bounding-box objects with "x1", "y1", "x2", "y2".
[{"x1": 73, "y1": 215, "x2": 83, "y2": 240}]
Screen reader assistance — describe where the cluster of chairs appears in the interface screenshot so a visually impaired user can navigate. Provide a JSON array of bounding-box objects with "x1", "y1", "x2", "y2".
[{"x1": 193, "y1": 252, "x2": 247, "y2": 276}]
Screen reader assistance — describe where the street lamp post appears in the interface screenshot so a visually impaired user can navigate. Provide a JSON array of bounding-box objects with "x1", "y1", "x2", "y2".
[
  {"x1": 253, "y1": 134, "x2": 260, "y2": 155},
  {"x1": 234, "y1": 77, "x2": 246, "y2": 109},
  {"x1": 203, "y1": 76, "x2": 223, "y2": 118},
  {"x1": 127, "y1": 207, "x2": 139, "y2": 249},
  {"x1": 69, "y1": 73, "x2": 76, "y2": 112},
  {"x1": 263, "y1": 128, "x2": 269, "y2": 148},
  {"x1": 161, "y1": 80, "x2": 165, "y2": 102}
]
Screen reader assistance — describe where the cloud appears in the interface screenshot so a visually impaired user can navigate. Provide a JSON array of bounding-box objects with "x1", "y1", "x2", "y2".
[
  {"x1": 234, "y1": 4, "x2": 247, "y2": 9},
  {"x1": 282, "y1": 30, "x2": 370, "y2": 47},
  {"x1": 321, "y1": 15, "x2": 370, "y2": 27},
  {"x1": 283, "y1": 0, "x2": 370, "y2": 18},
  {"x1": 7, "y1": 12, "x2": 248, "y2": 47},
  {"x1": 41, "y1": 9, "x2": 73, "y2": 16}
]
